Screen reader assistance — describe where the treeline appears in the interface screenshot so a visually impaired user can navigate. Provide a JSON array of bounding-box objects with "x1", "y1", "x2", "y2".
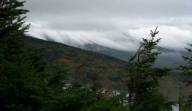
[{"x1": 0, "y1": 0, "x2": 191, "y2": 111}]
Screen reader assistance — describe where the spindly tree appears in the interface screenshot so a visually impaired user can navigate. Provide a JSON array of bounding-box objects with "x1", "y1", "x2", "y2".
[
  {"x1": 179, "y1": 44, "x2": 192, "y2": 111},
  {"x1": 181, "y1": 44, "x2": 192, "y2": 76},
  {"x1": 125, "y1": 27, "x2": 171, "y2": 111}
]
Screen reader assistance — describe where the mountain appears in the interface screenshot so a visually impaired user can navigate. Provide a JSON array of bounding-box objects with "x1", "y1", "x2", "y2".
[
  {"x1": 31, "y1": 33, "x2": 188, "y2": 68},
  {"x1": 24, "y1": 36, "x2": 127, "y2": 90},
  {"x1": 24, "y1": 36, "x2": 192, "y2": 102},
  {"x1": 83, "y1": 43, "x2": 185, "y2": 68}
]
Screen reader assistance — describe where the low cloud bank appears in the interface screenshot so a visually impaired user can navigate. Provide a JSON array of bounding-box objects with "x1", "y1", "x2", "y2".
[{"x1": 27, "y1": 17, "x2": 192, "y2": 51}]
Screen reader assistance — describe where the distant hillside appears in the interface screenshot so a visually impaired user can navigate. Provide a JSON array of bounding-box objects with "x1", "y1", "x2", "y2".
[
  {"x1": 83, "y1": 43, "x2": 185, "y2": 68},
  {"x1": 24, "y1": 36, "x2": 192, "y2": 102},
  {"x1": 34, "y1": 34, "x2": 186, "y2": 68},
  {"x1": 24, "y1": 36, "x2": 127, "y2": 90}
]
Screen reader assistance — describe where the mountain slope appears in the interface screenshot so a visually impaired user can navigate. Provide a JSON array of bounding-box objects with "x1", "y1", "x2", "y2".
[
  {"x1": 24, "y1": 36, "x2": 127, "y2": 90},
  {"x1": 24, "y1": 36, "x2": 192, "y2": 102},
  {"x1": 83, "y1": 43, "x2": 185, "y2": 68}
]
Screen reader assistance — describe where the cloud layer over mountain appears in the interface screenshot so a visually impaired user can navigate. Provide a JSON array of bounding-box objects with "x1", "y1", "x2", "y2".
[{"x1": 25, "y1": 0, "x2": 192, "y2": 51}]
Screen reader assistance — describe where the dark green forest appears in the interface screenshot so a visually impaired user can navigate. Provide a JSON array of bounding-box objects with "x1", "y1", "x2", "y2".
[{"x1": 0, "y1": 0, "x2": 191, "y2": 111}]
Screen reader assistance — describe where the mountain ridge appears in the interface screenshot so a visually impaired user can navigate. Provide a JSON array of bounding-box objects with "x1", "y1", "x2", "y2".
[{"x1": 24, "y1": 36, "x2": 127, "y2": 90}]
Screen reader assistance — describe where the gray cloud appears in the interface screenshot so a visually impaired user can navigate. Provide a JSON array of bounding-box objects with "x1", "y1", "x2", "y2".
[
  {"x1": 26, "y1": 0, "x2": 192, "y2": 17},
  {"x1": 25, "y1": 0, "x2": 192, "y2": 51}
]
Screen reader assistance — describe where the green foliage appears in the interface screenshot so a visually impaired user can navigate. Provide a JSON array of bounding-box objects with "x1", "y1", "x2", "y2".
[
  {"x1": 180, "y1": 44, "x2": 192, "y2": 76},
  {"x1": 0, "y1": 59, "x2": 46, "y2": 111},
  {"x1": 128, "y1": 27, "x2": 161, "y2": 68},
  {"x1": 0, "y1": 0, "x2": 66, "y2": 110},
  {"x1": 0, "y1": 0, "x2": 29, "y2": 61},
  {"x1": 126, "y1": 27, "x2": 171, "y2": 110},
  {"x1": 177, "y1": 95, "x2": 192, "y2": 111},
  {"x1": 43, "y1": 84, "x2": 96, "y2": 111},
  {"x1": 0, "y1": 0, "x2": 29, "y2": 35},
  {"x1": 0, "y1": 0, "x2": 128, "y2": 111},
  {"x1": 83, "y1": 100, "x2": 127, "y2": 111},
  {"x1": 24, "y1": 36, "x2": 127, "y2": 90},
  {"x1": 42, "y1": 83, "x2": 128, "y2": 111},
  {"x1": 81, "y1": 91, "x2": 128, "y2": 111},
  {"x1": 130, "y1": 95, "x2": 172, "y2": 111},
  {"x1": 180, "y1": 45, "x2": 192, "y2": 111},
  {"x1": 0, "y1": 0, "x2": 178, "y2": 111}
]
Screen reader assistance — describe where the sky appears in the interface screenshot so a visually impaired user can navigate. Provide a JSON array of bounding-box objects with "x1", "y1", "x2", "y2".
[{"x1": 25, "y1": 0, "x2": 192, "y2": 51}]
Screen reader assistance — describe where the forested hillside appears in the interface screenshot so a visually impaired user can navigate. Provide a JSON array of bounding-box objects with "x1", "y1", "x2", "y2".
[
  {"x1": 25, "y1": 36, "x2": 127, "y2": 90},
  {"x1": 1, "y1": 0, "x2": 192, "y2": 111}
]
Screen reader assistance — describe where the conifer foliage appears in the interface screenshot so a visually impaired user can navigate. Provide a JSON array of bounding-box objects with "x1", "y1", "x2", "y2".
[
  {"x1": 179, "y1": 44, "x2": 192, "y2": 111},
  {"x1": 126, "y1": 27, "x2": 171, "y2": 111},
  {"x1": 181, "y1": 44, "x2": 192, "y2": 76},
  {"x1": 0, "y1": 1, "x2": 127, "y2": 111},
  {"x1": 0, "y1": 0, "x2": 177, "y2": 111},
  {"x1": 0, "y1": 0, "x2": 29, "y2": 37},
  {"x1": 0, "y1": 0, "x2": 29, "y2": 60}
]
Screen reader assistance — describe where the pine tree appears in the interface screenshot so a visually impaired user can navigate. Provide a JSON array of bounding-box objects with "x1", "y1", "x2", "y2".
[
  {"x1": 125, "y1": 27, "x2": 171, "y2": 111},
  {"x1": 181, "y1": 44, "x2": 192, "y2": 76},
  {"x1": 0, "y1": 1, "x2": 45, "y2": 110},
  {"x1": 179, "y1": 44, "x2": 192, "y2": 111},
  {"x1": 0, "y1": 0, "x2": 29, "y2": 61}
]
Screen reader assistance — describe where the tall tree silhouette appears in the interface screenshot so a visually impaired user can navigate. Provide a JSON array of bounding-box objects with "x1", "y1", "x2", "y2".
[
  {"x1": 179, "y1": 44, "x2": 192, "y2": 111},
  {"x1": 0, "y1": 0, "x2": 29, "y2": 61},
  {"x1": 125, "y1": 27, "x2": 171, "y2": 111}
]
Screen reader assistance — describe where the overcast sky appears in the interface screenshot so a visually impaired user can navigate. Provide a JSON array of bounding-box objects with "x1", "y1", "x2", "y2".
[{"x1": 25, "y1": 0, "x2": 192, "y2": 51}]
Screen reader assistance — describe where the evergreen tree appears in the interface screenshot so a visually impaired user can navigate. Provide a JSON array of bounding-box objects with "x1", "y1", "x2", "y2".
[
  {"x1": 0, "y1": 0, "x2": 29, "y2": 61},
  {"x1": 181, "y1": 44, "x2": 192, "y2": 76},
  {"x1": 179, "y1": 44, "x2": 192, "y2": 111},
  {"x1": 0, "y1": 1, "x2": 127, "y2": 111},
  {"x1": 0, "y1": 1, "x2": 175, "y2": 111},
  {"x1": 125, "y1": 27, "x2": 171, "y2": 111},
  {"x1": 0, "y1": 1, "x2": 47, "y2": 110}
]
